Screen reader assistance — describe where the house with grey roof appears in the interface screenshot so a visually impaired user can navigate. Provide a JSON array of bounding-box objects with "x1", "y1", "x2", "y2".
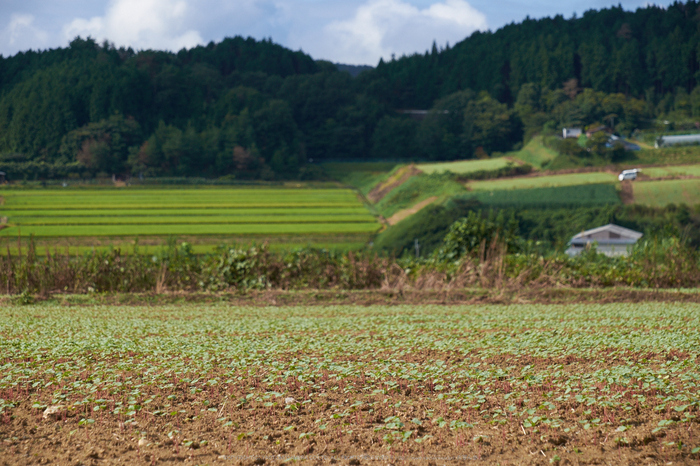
[
  {"x1": 565, "y1": 224, "x2": 643, "y2": 257},
  {"x1": 562, "y1": 127, "x2": 582, "y2": 139}
]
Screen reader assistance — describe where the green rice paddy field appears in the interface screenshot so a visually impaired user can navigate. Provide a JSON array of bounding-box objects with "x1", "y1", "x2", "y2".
[{"x1": 0, "y1": 187, "x2": 381, "y2": 253}]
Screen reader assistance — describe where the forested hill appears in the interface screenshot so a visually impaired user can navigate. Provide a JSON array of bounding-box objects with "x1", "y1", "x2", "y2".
[
  {"x1": 360, "y1": 2, "x2": 700, "y2": 108},
  {"x1": 2, "y1": 3, "x2": 700, "y2": 181}
]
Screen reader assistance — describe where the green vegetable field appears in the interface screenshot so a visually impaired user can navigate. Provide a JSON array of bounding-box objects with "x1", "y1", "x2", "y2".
[
  {"x1": 0, "y1": 302, "x2": 697, "y2": 463},
  {"x1": 641, "y1": 164, "x2": 700, "y2": 178},
  {"x1": 632, "y1": 179, "x2": 700, "y2": 206},
  {"x1": 0, "y1": 187, "x2": 380, "y2": 252},
  {"x1": 466, "y1": 183, "x2": 622, "y2": 207}
]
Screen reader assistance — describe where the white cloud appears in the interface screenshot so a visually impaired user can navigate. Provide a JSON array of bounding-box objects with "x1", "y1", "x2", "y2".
[
  {"x1": 0, "y1": 13, "x2": 49, "y2": 54},
  {"x1": 63, "y1": 0, "x2": 204, "y2": 51},
  {"x1": 314, "y1": 0, "x2": 487, "y2": 64},
  {"x1": 2, "y1": 0, "x2": 488, "y2": 62}
]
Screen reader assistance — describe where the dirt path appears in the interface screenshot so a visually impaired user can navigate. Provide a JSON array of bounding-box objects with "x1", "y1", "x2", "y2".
[
  {"x1": 619, "y1": 180, "x2": 634, "y2": 204},
  {"x1": 386, "y1": 196, "x2": 439, "y2": 225},
  {"x1": 367, "y1": 164, "x2": 421, "y2": 203}
]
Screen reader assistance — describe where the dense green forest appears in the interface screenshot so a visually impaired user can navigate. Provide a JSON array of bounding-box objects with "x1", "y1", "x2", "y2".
[{"x1": 3, "y1": 2, "x2": 700, "y2": 180}]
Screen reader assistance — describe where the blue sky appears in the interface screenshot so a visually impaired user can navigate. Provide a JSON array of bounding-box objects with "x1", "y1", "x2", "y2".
[{"x1": 0, "y1": 0, "x2": 667, "y2": 65}]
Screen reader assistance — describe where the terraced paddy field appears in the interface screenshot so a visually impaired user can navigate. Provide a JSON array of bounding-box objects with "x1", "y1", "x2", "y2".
[
  {"x1": 417, "y1": 158, "x2": 512, "y2": 175},
  {"x1": 0, "y1": 302, "x2": 698, "y2": 464},
  {"x1": 0, "y1": 187, "x2": 380, "y2": 252},
  {"x1": 510, "y1": 137, "x2": 559, "y2": 168},
  {"x1": 467, "y1": 172, "x2": 617, "y2": 191},
  {"x1": 417, "y1": 137, "x2": 558, "y2": 175},
  {"x1": 632, "y1": 179, "x2": 700, "y2": 207}
]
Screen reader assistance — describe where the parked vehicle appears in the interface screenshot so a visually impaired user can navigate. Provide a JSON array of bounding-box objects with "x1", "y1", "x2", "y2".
[{"x1": 618, "y1": 169, "x2": 639, "y2": 181}]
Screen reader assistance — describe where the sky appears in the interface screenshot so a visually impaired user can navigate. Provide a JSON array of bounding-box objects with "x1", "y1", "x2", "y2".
[{"x1": 0, "y1": 0, "x2": 669, "y2": 66}]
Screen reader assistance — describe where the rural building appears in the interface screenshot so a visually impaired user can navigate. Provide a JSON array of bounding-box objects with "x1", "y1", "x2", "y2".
[
  {"x1": 565, "y1": 224, "x2": 643, "y2": 257},
  {"x1": 654, "y1": 134, "x2": 700, "y2": 148},
  {"x1": 562, "y1": 127, "x2": 582, "y2": 138},
  {"x1": 396, "y1": 109, "x2": 448, "y2": 121},
  {"x1": 585, "y1": 125, "x2": 611, "y2": 137},
  {"x1": 0, "y1": 171, "x2": 5, "y2": 183},
  {"x1": 608, "y1": 135, "x2": 641, "y2": 151},
  {"x1": 396, "y1": 109, "x2": 430, "y2": 121}
]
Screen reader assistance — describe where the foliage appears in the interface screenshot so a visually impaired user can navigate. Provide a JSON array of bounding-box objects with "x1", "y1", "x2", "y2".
[
  {"x1": 437, "y1": 210, "x2": 520, "y2": 260},
  {"x1": 372, "y1": 197, "x2": 480, "y2": 256},
  {"x1": 4, "y1": 197, "x2": 700, "y2": 296},
  {"x1": 375, "y1": 203, "x2": 700, "y2": 256},
  {"x1": 3, "y1": 228, "x2": 700, "y2": 293},
  {"x1": 4, "y1": 4, "x2": 700, "y2": 180},
  {"x1": 360, "y1": 3, "x2": 700, "y2": 108}
]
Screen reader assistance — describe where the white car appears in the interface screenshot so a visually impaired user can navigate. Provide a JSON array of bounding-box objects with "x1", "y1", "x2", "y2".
[{"x1": 618, "y1": 169, "x2": 639, "y2": 181}]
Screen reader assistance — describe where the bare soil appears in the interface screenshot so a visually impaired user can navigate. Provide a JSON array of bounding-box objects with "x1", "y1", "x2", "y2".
[
  {"x1": 2, "y1": 290, "x2": 699, "y2": 464},
  {"x1": 3, "y1": 287, "x2": 700, "y2": 308},
  {"x1": 386, "y1": 196, "x2": 439, "y2": 226},
  {"x1": 1, "y1": 356, "x2": 697, "y2": 465}
]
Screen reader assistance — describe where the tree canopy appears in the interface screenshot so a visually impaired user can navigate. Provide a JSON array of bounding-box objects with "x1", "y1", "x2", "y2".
[{"x1": 2, "y1": 3, "x2": 700, "y2": 180}]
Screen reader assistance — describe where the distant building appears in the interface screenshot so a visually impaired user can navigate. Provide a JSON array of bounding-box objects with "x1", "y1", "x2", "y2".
[
  {"x1": 396, "y1": 109, "x2": 448, "y2": 121},
  {"x1": 562, "y1": 128, "x2": 582, "y2": 139},
  {"x1": 585, "y1": 125, "x2": 611, "y2": 138},
  {"x1": 397, "y1": 109, "x2": 430, "y2": 121},
  {"x1": 608, "y1": 135, "x2": 641, "y2": 151},
  {"x1": 566, "y1": 224, "x2": 643, "y2": 257},
  {"x1": 655, "y1": 134, "x2": 700, "y2": 148},
  {"x1": 0, "y1": 171, "x2": 5, "y2": 183}
]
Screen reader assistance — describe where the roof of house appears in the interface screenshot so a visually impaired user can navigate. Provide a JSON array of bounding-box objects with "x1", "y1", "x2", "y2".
[
  {"x1": 586, "y1": 125, "x2": 608, "y2": 134},
  {"x1": 570, "y1": 223, "x2": 643, "y2": 246},
  {"x1": 658, "y1": 134, "x2": 700, "y2": 143}
]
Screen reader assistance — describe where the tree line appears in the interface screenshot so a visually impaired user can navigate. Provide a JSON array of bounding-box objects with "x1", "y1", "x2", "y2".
[{"x1": 2, "y1": 3, "x2": 700, "y2": 180}]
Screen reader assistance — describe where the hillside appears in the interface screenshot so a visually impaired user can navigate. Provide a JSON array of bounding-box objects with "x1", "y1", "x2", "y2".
[
  {"x1": 358, "y1": 138, "x2": 700, "y2": 255},
  {"x1": 3, "y1": 4, "x2": 700, "y2": 182},
  {"x1": 358, "y1": 2, "x2": 700, "y2": 108}
]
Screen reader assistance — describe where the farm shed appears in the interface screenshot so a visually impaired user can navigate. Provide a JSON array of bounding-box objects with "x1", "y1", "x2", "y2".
[
  {"x1": 655, "y1": 134, "x2": 700, "y2": 148},
  {"x1": 608, "y1": 135, "x2": 641, "y2": 151},
  {"x1": 562, "y1": 127, "x2": 582, "y2": 138},
  {"x1": 565, "y1": 224, "x2": 643, "y2": 257}
]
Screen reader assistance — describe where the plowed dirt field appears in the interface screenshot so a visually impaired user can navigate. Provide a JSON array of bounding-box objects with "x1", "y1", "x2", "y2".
[{"x1": 1, "y1": 302, "x2": 698, "y2": 465}]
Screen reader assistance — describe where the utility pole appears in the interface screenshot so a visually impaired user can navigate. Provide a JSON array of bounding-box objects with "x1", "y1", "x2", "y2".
[{"x1": 414, "y1": 239, "x2": 420, "y2": 258}]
